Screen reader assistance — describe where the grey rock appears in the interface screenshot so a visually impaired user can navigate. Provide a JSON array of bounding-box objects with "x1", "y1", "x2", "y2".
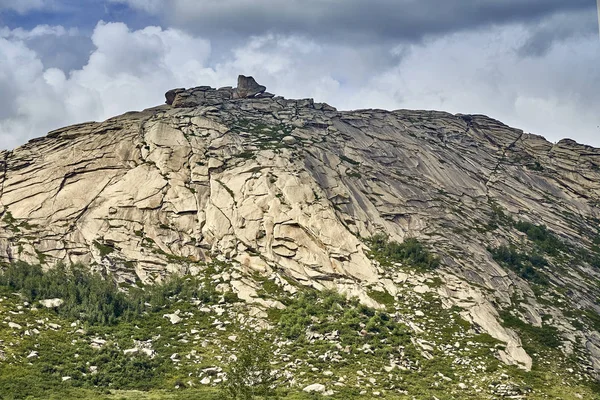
[
  {"x1": 303, "y1": 383, "x2": 326, "y2": 393},
  {"x1": 234, "y1": 75, "x2": 266, "y2": 99},
  {"x1": 39, "y1": 298, "x2": 64, "y2": 308},
  {"x1": 165, "y1": 88, "x2": 185, "y2": 105}
]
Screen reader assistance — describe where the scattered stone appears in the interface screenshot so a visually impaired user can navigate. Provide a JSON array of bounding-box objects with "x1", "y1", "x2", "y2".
[
  {"x1": 8, "y1": 322, "x2": 22, "y2": 329},
  {"x1": 200, "y1": 377, "x2": 211, "y2": 385},
  {"x1": 163, "y1": 313, "x2": 182, "y2": 325},
  {"x1": 39, "y1": 298, "x2": 64, "y2": 308},
  {"x1": 303, "y1": 384, "x2": 326, "y2": 393}
]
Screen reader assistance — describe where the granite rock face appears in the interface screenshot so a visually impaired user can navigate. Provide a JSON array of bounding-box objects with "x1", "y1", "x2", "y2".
[
  {"x1": 234, "y1": 75, "x2": 267, "y2": 99},
  {"x1": 1, "y1": 77, "x2": 600, "y2": 376}
]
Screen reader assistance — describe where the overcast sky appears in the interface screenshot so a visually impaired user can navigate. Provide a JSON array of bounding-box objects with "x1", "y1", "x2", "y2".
[{"x1": 0, "y1": 0, "x2": 599, "y2": 150}]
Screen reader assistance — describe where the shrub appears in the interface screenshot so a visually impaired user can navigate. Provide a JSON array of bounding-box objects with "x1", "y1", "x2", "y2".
[
  {"x1": 500, "y1": 311, "x2": 561, "y2": 350},
  {"x1": 0, "y1": 262, "x2": 134, "y2": 325},
  {"x1": 367, "y1": 234, "x2": 440, "y2": 270},
  {"x1": 488, "y1": 245, "x2": 549, "y2": 286},
  {"x1": 223, "y1": 329, "x2": 277, "y2": 400},
  {"x1": 513, "y1": 221, "x2": 567, "y2": 256}
]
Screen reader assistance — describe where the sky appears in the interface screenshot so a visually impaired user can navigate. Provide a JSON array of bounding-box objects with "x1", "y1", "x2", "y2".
[{"x1": 0, "y1": 0, "x2": 599, "y2": 150}]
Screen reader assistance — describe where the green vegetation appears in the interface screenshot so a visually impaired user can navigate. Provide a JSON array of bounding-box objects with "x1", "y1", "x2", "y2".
[
  {"x1": 0, "y1": 262, "x2": 598, "y2": 400},
  {"x1": 526, "y1": 161, "x2": 545, "y2": 172},
  {"x1": 0, "y1": 262, "x2": 134, "y2": 325},
  {"x1": 489, "y1": 245, "x2": 549, "y2": 285},
  {"x1": 1, "y1": 210, "x2": 37, "y2": 233},
  {"x1": 339, "y1": 155, "x2": 360, "y2": 166},
  {"x1": 93, "y1": 241, "x2": 116, "y2": 257},
  {"x1": 278, "y1": 289, "x2": 411, "y2": 351},
  {"x1": 230, "y1": 119, "x2": 297, "y2": 154},
  {"x1": 500, "y1": 311, "x2": 561, "y2": 353},
  {"x1": 2, "y1": 210, "x2": 16, "y2": 224},
  {"x1": 223, "y1": 329, "x2": 277, "y2": 400},
  {"x1": 346, "y1": 169, "x2": 362, "y2": 179},
  {"x1": 366, "y1": 289, "x2": 395, "y2": 307},
  {"x1": 366, "y1": 234, "x2": 440, "y2": 271},
  {"x1": 513, "y1": 221, "x2": 567, "y2": 256},
  {"x1": 0, "y1": 262, "x2": 221, "y2": 326}
]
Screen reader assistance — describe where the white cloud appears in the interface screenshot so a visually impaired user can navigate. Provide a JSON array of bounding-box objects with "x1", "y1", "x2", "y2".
[
  {"x1": 0, "y1": 25, "x2": 79, "y2": 40},
  {"x1": 0, "y1": 22, "x2": 213, "y2": 150},
  {"x1": 346, "y1": 24, "x2": 600, "y2": 146},
  {"x1": 1, "y1": 20, "x2": 599, "y2": 151}
]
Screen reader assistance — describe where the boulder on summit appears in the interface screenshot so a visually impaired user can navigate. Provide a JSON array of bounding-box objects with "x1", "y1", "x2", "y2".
[{"x1": 233, "y1": 75, "x2": 267, "y2": 99}]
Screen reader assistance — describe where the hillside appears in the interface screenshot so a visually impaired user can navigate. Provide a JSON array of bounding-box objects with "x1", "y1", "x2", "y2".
[{"x1": 1, "y1": 76, "x2": 600, "y2": 399}]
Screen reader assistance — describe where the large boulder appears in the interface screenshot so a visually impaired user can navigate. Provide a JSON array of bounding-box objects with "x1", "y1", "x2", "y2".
[
  {"x1": 234, "y1": 75, "x2": 266, "y2": 98},
  {"x1": 165, "y1": 88, "x2": 185, "y2": 105}
]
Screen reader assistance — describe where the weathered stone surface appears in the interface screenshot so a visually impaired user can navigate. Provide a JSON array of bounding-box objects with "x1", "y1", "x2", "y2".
[
  {"x1": 1, "y1": 79, "x2": 600, "y2": 377},
  {"x1": 234, "y1": 75, "x2": 266, "y2": 99},
  {"x1": 39, "y1": 298, "x2": 64, "y2": 308},
  {"x1": 303, "y1": 383, "x2": 326, "y2": 393},
  {"x1": 165, "y1": 88, "x2": 185, "y2": 105}
]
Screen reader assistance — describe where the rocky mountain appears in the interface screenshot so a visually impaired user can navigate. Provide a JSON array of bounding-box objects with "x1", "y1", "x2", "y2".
[{"x1": 1, "y1": 75, "x2": 600, "y2": 398}]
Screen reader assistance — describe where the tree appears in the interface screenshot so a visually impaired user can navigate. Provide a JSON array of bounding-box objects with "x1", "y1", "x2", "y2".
[{"x1": 223, "y1": 329, "x2": 278, "y2": 400}]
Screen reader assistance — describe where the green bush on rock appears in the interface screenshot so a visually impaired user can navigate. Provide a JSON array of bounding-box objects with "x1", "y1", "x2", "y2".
[{"x1": 366, "y1": 234, "x2": 440, "y2": 271}]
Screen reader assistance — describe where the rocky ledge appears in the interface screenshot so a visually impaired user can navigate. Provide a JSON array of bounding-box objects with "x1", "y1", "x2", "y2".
[{"x1": 165, "y1": 75, "x2": 278, "y2": 108}]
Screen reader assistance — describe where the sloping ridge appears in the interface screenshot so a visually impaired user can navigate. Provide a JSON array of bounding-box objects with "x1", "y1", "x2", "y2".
[{"x1": 1, "y1": 76, "x2": 600, "y2": 378}]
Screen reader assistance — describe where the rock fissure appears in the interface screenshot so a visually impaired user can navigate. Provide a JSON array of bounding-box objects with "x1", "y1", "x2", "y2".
[
  {"x1": 484, "y1": 131, "x2": 525, "y2": 190},
  {"x1": 0, "y1": 151, "x2": 11, "y2": 202}
]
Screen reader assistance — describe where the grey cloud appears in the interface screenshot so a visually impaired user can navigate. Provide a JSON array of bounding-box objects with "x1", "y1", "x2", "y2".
[
  {"x1": 517, "y1": 9, "x2": 597, "y2": 57},
  {"x1": 161, "y1": 0, "x2": 593, "y2": 43},
  {"x1": 0, "y1": 0, "x2": 54, "y2": 13},
  {"x1": 21, "y1": 35, "x2": 92, "y2": 72},
  {"x1": 0, "y1": 26, "x2": 93, "y2": 72}
]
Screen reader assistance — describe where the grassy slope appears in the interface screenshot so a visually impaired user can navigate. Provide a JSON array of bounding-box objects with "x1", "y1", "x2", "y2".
[{"x1": 1, "y1": 249, "x2": 599, "y2": 399}]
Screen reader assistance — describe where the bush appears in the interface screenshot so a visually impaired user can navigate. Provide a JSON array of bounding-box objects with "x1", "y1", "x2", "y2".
[
  {"x1": 500, "y1": 311, "x2": 561, "y2": 350},
  {"x1": 223, "y1": 329, "x2": 277, "y2": 400},
  {"x1": 488, "y1": 245, "x2": 549, "y2": 286},
  {"x1": 513, "y1": 221, "x2": 567, "y2": 256},
  {"x1": 367, "y1": 234, "x2": 440, "y2": 270},
  {"x1": 276, "y1": 289, "x2": 411, "y2": 351}
]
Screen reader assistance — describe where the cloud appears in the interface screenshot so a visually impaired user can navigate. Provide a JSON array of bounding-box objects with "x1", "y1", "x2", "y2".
[
  {"x1": 0, "y1": 21, "x2": 212, "y2": 150},
  {"x1": 1, "y1": 19, "x2": 599, "y2": 152},
  {"x1": 345, "y1": 24, "x2": 600, "y2": 147},
  {"x1": 0, "y1": 0, "x2": 56, "y2": 14},
  {"x1": 516, "y1": 9, "x2": 598, "y2": 57},
  {"x1": 0, "y1": 25, "x2": 91, "y2": 71},
  {"x1": 112, "y1": 0, "x2": 594, "y2": 43},
  {"x1": 108, "y1": 0, "x2": 163, "y2": 14}
]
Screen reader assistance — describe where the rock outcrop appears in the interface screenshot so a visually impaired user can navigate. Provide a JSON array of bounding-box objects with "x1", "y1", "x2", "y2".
[
  {"x1": 233, "y1": 75, "x2": 267, "y2": 98},
  {"x1": 1, "y1": 75, "x2": 600, "y2": 377}
]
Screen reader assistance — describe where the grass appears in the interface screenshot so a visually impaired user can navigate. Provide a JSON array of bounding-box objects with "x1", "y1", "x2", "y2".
[
  {"x1": 1, "y1": 262, "x2": 599, "y2": 399},
  {"x1": 499, "y1": 311, "x2": 561, "y2": 354}
]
